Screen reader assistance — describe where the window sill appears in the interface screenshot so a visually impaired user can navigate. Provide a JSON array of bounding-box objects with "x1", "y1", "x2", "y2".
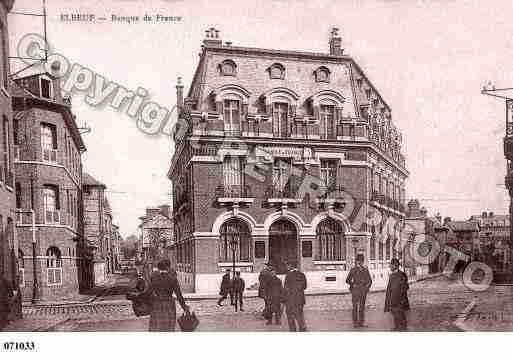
[
  {"x1": 218, "y1": 262, "x2": 253, "y2": 267},
  {"x1": 313, "y1": 260, "x2": 347, "y2": 265}
]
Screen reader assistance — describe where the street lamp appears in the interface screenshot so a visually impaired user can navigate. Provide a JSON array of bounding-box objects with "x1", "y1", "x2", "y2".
[
  {"x1": 229, "y1": 235, "x2": 239, "y2": 278},
  {"x1": 15, "y1": 209, "x2": 38, "y2": 304}
]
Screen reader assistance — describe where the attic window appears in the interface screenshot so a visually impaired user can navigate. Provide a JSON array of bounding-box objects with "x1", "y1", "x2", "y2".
[
  {"x1": 40, "y1": 77, "x2": 53, "y2": 99},
  {"x1": 314, "y1": 66, "x2": 330, "y2": 83},
  {"x1": 219, "y1": 60, "x2": 237, "y2": 76},
  {"x1": 268, "y1": 63, "x2": 285, "y2": 79}
]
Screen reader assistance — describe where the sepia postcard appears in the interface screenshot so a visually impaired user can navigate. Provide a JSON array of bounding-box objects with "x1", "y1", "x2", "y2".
[{"x1": 0, "y1": 0, "x2": 512, "y2": 357}]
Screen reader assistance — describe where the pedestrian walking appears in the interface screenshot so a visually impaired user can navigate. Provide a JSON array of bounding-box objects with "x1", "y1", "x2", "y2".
[
  {"x1": 258, "y1": 263, "x2": 272, "y2": 319},
  {"x1": 147, "y1": 259, "x2": 190, "y2": 332},
  {"x1": 384, "y1": 258, "x2": 410, "y2": 331},
  {"x1": 283, "y1": 262, "x2": 307, "y2": 331},
  {"x1": 232, "y1": 271, "x2": 245, "y2": 312},
  {"x1": 266, "y1": 268, "x2": 284, "y2": 325},
  {"x1": 346, "y1": 253, "x2": 372, "y2": 328},
  {"x1": 0, "y1": 274, "x2": 13, "y2": 331},
  {"x1": 217, "y1": 269, "x2": 234, "y2": 306}
]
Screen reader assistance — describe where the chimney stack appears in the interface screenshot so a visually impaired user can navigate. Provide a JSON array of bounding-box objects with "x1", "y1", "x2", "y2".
[
  {"x1": 159, "y1": 205, "x2": 171, "y2": 219},
  {"x1": 443, "y1": 217, "x2": 451, "y2": 226},
  {"x1": 176, "y1": 76, "x2": 184, "y2": 110},
  {"x1": 146, "y1": 208, "x2": 161, "y2": 220},
  {"x1": 329, "y1": 27, "x2": 343, "y2": 56},
  {"x1": 203, "y1": 27, "x2": 222, "y2": 47},
  {"x1": 482, "y1": 211, "x2": 487, "y2": 218}
]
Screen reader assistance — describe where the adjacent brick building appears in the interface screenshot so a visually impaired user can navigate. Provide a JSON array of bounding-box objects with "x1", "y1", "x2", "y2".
[
  {"x1": 12, "y1": 72, "x2": 87, "y2": 302},
  {"x1": 82, "y1": 172, "x2": 114, "y2": 286},
  {"x1": 0, "y1": 0, "x2": 19, "y2": 315},
  {"x1": 168, "y1": 28, "x2": 408, "y2": 293}
]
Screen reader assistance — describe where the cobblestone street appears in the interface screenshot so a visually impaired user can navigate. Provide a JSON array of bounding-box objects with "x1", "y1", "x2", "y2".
[{"x1": 6, "y1": 274, "x2": 505, "y2": 332}]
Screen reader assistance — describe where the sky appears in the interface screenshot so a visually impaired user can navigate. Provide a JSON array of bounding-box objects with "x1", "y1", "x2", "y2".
[{"x1": 7, "y1": 0, "x2": 513, "y2": 238}]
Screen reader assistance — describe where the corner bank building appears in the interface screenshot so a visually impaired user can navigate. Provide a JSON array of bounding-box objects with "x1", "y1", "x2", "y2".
[{"x1": 168, "y1": 28, "x2": 409, "y2": 293}]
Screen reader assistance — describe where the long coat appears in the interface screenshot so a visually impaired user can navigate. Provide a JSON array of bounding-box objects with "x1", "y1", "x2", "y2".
[
  {"x1": 266, "y1": 276, "x2": 284, "y2": 312},
  {"x1": 346, "y1": 265, "x2": 372, "y2": 294},
  {"x1": 232, "y1": 277, "x2": 245, "y2": 293},
  {"x1": 148, "y1": 271, "x2": 187, "y2": 332},
  {"x1": 384, "y1": 270, "x2": 410, "y2": 312},
  {"x1": 258, "y1": 269, "x2": 271, "y2": 298},
  {"x1": 219, "y1": 273, "x2": 232, "y2": 296},
  {"x1": 284, "y1": 270, "x2": 307, "y2": 309}
]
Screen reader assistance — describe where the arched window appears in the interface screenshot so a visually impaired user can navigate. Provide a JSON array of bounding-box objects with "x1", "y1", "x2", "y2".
[
  {"x1": 46, "y1": 246, "x2": 62, "y2": 268},
  {"x1": 219, "y1": 219, "x2": 252, "y2": 262},
  {"x1": 314, "y1": 66, "x2": 331, "y2": 83},
  {"x1": 219, "y1": 59, "x2": 237, "y2": 76},
  {"x1": 268, "y1": 63, "x2": 285, "y2": 80},
  {"x1": 316, "y1": 219, "x2": 346, "y2": 261},
  {"x1": 46, "y1": 246, "x2": 62, "y2": 285}
]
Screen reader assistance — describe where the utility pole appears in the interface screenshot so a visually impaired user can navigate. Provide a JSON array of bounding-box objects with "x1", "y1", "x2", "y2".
[{"x1": 482, "y1": 84, "x2": 513, "y2": 276}]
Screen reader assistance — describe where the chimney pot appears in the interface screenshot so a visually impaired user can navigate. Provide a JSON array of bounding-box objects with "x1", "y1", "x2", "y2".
[{"x1": 329, "y1": 26, "x2": 343, "y2": 56}]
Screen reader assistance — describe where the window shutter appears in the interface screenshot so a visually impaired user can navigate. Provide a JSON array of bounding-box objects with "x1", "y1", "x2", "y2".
[
  {"x1": 265, "y1": 103, "x2": 272, "y2": 117},
  {"x1": 314, "y1": 105, "x2": 323, "y2": 138}
]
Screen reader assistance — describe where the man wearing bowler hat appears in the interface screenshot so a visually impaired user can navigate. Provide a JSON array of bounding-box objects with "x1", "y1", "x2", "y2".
[
  {"x1": 283, "y1": 262, "x2": 307, "y2": 331},
  {"x1": 346, "y1": 253, "x2": 372, "y2": 328}
]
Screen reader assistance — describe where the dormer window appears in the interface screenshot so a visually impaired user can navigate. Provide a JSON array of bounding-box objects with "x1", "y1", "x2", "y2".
[
  {"x1": 314, "y1": 66, "x2": 330, "y2": 83},
  {"x1": 268, "y1": 63, "x2": 285, "y2": 80},
  {"x1": 40, "y1": 76, "x2": 53, "y2": 100},
  {"x1": 219, "y1": 60, "x2": 237, "y2": 76}
]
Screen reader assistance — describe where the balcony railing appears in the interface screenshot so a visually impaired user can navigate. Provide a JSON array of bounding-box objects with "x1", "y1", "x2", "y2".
[
  {"x1": 42, "y1": 148, "x2": 58, "y2": 163},
  {"x1": 265, "y1": 183, "x2": 299, "y2": 199},
  {"x1": 215, "y1": 184, "x2": 253, "y2": 199}
]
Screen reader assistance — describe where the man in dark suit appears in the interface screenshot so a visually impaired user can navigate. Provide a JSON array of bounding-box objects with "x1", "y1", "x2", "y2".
[
  {"x1": 258, "y1": 263, "x2": 272, "y2": 319},
  {"x1": 346, "y1": 253, "x2": 372, "y2": 328},
  {"x1": 232, "y1": 271, "x2": 245, "y2": 312},
  {"x1": 266, "y1": 268, "x2": 284, "y2": 325},
  {"x1": 384, "y1": 258, "x2": 410, "y2": 331},
  {"x1": 283, "y1": 262, "x2": 307, "y2": 331},
  {"x1": 0, "y1": 274, "x2": 14, "y2": 331},
  {"x1": 217, "y1": 269, "x2": 233, "y2": 306}
]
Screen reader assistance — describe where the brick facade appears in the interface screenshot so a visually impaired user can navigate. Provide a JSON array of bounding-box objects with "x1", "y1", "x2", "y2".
[
  {"x1": 168, "y1": 29, "x2": 409, "y2": 293},
  {"x1": 13, "y1": 73, "x2": 87, "y2": 302}
]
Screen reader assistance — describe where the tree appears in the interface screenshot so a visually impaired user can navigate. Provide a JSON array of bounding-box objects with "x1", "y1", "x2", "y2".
[{"x1": 121, "y1": 235, "x2": 138, "y2": 259}]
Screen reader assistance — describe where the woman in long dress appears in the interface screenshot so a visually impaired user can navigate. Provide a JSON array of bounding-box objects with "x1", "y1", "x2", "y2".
[{"x1": 148, "y1": 259, "x2": 189, "y2": 332}]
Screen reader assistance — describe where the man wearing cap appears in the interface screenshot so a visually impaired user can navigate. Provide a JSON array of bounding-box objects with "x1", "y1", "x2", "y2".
[
  {"x1": 283, "y1": 262, "x2": 307, "y2": 331},
  {"x1": 346, "y1": 253, "x2": 372, "y2": 328},
  {"x1": 232, "y1": 271, "x2": 245, "y2": 312},
  {"x1": 384, "y1": 258, "x2": 410, "y2": 331}
]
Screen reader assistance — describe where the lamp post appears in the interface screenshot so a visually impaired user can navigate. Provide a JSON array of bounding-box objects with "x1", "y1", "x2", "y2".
[{"x1": 229, "y1": 235, "x2": 239, "y2": 278}]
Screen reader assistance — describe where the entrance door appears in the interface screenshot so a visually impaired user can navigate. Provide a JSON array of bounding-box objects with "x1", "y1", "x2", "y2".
[{"x1": 269, "y1": 219, "x2": 298, "y2": 274}]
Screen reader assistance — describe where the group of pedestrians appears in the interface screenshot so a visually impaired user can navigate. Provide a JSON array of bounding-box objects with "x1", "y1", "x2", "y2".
[
  {"x1": 217, "y1": 269, "x2": 246, "y2": 311},
  {"x1": 257, "y1": 262, "x2": 307, "y2": 331},
  {"x1": 345, "y1": 254, "x2": 410, "y2": 331}
]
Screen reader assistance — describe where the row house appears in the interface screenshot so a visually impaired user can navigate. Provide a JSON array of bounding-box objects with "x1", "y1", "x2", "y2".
[
  {"x1": 82, "y1": 172, "x2": 116, "y2": 286},
  {"x1": 0, "y1": 0, "x2": 20, "y2": 316},
  {"x1": 12, "y1": 72, "x2": 87, "y2": 302},
  {"x1": 168, "y1": 28, "x2": 408, "y2": 293}
]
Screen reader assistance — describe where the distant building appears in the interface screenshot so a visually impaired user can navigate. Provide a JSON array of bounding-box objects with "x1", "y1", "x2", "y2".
[
  {"x1": 404, "y1": 199, "x2": 437, "y2": 276},
  {"x1": 12, "y1": 72, "x2": 86, "y2": 302},
  {"x1": 138, "y1": 205, "x2": 173, "y2": 279},
  {"x1": 443, "y1": 218, "x2": 479, "y2": 272},
  {"x1": 82, "y1": 172, "x2": 112, "y2": 286},
  {"x1": 469, "y1": 211, "x2": 510, "y2": 271}
]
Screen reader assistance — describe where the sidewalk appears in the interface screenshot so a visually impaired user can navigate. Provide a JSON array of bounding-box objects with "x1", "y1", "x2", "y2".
[
  {"x1": 22, "y1": 275, "x2": 119, "y2": 307},
  {"x1": 4, "y1": 318, "x2": 69, "y2": 332}
]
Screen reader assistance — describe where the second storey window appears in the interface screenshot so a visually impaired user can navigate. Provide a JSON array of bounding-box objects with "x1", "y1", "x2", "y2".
[
  {"x1": 41, "y1": 123, "x2": 57, "y2": 163},
  {"x1": 272, "y1": 159, "x2": 290, "y2": 194},
  {"x1": 272, "y1": 102, "x2": 289, "y2": 137},
  {"x1": 223, "y1": 99, "x2": 240, "y2": 135},
  {"x1": 43, "y1": 185, "x2": 60, "y2": 224},
  {"x1": 40, "y1": 77, "x2": 53, "y2": 100},
  {"x1": 320, "y1": 159, "x2": 337, "y2": 190},
  {"x1": 320, "y1": 105, "x2": 336, "y2": 139},
  {"x1": 223, "y1": 156, "x2": 244, "y2": 195}
]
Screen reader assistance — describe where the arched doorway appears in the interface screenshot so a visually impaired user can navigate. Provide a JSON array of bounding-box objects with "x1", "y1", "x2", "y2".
[{"x1": 269, "y1": 219, "x2": 298, "y2": 274}]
